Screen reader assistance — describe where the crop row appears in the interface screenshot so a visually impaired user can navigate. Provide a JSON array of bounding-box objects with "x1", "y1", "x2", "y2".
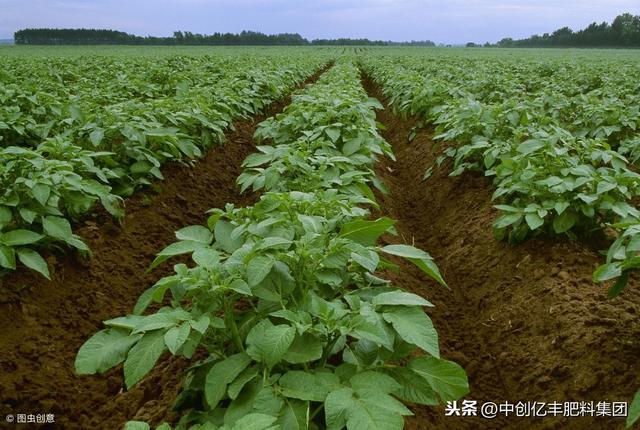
[
  {"x1": 0, "y1": 54, "x2": 327, "y2": 278},
  {"x1": 75, "y1": 61, "x2": 468, "y2": 430},
  {"x1": 360, "y1": 54, "x2": 640, "y2": 295}
]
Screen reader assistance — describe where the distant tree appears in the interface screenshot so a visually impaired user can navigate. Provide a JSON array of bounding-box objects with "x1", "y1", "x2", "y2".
[
  {"x1": 611, "y1": 13, "x2": 640, "y2": 45},
  {"x1": 497, "y1": 37, "x2": 514, "y2": 47},
  {"x1": 13, "y1": 28, "x2": 436, "y2": 46},
  {"x1": 491, "y1": 13, "x2": 640, "y2": 48}
]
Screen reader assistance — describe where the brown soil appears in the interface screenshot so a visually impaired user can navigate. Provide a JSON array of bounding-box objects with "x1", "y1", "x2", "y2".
[
  {"x1": 363, "y1": 75, "x2": 640, "y2": 430},
  {"x1": 0, "y1": 66, "x2": 328, "y2": 430}
]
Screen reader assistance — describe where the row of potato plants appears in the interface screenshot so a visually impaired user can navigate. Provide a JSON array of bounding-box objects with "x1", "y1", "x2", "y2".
[
  {"x1": 75, "y1": 61, "x2": 468, "y2": 430},
  {"x1": 359, "y1": 54, "x2": 640, "y2": 296},
  {"x1": 0, "y1": 53, "x2": 327, "y2": 279},
  {"x1": 360, "y1": 52, "x2": 640, "y2": 427}
]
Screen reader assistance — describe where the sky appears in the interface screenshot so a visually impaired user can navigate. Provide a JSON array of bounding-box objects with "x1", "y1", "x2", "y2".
[{"x1": 0, "y1": 0, "x2": 639, "y2": 44}]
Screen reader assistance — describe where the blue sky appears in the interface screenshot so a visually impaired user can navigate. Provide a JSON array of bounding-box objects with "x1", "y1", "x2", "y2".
[{"x1": 0, "y1": 0, "x2": 638, "y2": 43}]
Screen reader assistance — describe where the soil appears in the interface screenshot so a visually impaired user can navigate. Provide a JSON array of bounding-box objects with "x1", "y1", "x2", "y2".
[
  {"x1": 363, "y1": 75, "x2": 640, "y2": 430},
  {"x1": 0, "y1": 66, "x2": 328, "y2": 430}
]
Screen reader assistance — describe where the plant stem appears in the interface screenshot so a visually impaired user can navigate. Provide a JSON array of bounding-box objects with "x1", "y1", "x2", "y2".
[{"x1": 224, "y1": 296, "x2": 244, "y2": 351}]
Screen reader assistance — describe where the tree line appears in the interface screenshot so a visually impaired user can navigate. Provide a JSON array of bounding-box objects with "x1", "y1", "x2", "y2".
[
  {"x1": 495, "y1": 13, "x2": 640, "y2": 48},
  {"x1": 13, "y1": 28, "x2": 435, "y2": 46}
]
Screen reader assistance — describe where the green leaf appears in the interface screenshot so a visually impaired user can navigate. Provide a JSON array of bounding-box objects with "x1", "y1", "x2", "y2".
[
  {"x1": 190, "y1": 314, "x2": 211, "y2": 334},
  {"x1": 494, "y1": 212, "x2": 522, "y2": 229},
  {"x1": 524, "y1": 213, "x2": 544, "y2": 230},
  {"x1": 325, "y1": 388, "x2": 354, "y2": 430},
  {"x1": 205, "y1": 353, "x2": 252, "y2": 409},
  {"x1": 339, "y1": 218, "x2": 395, "y2": 246},
  {"x1": 316, "y1": 269, "x2": 344, "y2": 286},
  {"x1": 593, "y1": 263, "x2": 622, "y2": 283},
  {"x1": 627, "y1": 389, "x2": 640, "y2": 428},
  {"x1": 517, "y1": 139, "x2": 544, "y2": 155},
  {"x1": 17, "y1": 248, "x2": 50, "y2": 279},
  {"x1": 348, "y1": 395, "x2": 408, "y2": 430},
  {"x1": 343, "y1": 137, "x2": 362, "y2": 156},
  {"x1": 351, "y1": 252, "x2": 378, "y2": 273},
  {"x1": 380, "y1": 244, "x2": 446, "y2": 287},
  {"x1": 228, "y1": 366, "x2": 260, "y2": 400},
  {"x1": 373, "y1": 291, "x2": 433, "y2": 307},
  {"x1": 123, "y1": 330, "x2": 166, "y2": 388},
  {"x1": 404, "y1": 256, "x2": 447, "y2": 287},
  {"x1": 132, "y1": 312, "x2": 183, "y2": 334},
  {"x1": 327, "y1": 387, "x2": 408, "y2": 430},
  {"x1": 229, "y1": 278, "x2": 252, "y2": 296},
  {"x1": 164, "y1": 324, "x2": 190, "y2": 354},
  {"x1": 350, "y1": 371, "x2": 400, "y2": 394},
  {"x1": 388, "y1": 367, "x2": 438, "y2": 405},
  {"x1": 255, "y1": 237, "x2": 292, "y2": 251},
  {"x1": 150, "y1": 240, "x2": 204, "y2": 269},
  {"x1": 0, "y1": 206, "x2": 12, "y2": 225},
  {"x1": 243, "y1": 152, "x2": 274, "y2": 168},
  {"x1": 124, "y1": 422, "x2": 150, "y2": 430},
  {"x1": 31, "y1": 184, "x2": 51, "y2": 206},
  {"x1": 360, "y1": 390, "x2": 412, "y2": 427},
  {"x1": 42, "y1": 216, "x2": 73, "y2": 242},
  {"x1": 298, "y1": 215, "x2": 324, "y2": 234},
  {"x1": 130, "y1": 161, "x2": 153, "y2": 175},
  {"x1": 104, "y1": 315, "x2": 146, "y2": 330},
  {"x1": 101, "y1": 194, "x2": 124, "y2": 219},
  {"x1": 279, "y1": 398, "x2": 309, "y2": 430},
  {"x1": 381, "y1": 244, "x2": 429, "y2": 260},
  {"x1": 175, "y1": 225, "x2": 213, "y2": 244},
  {"x1": 247, "y1": 255, "x2": 275, "y2": 287},
  {"x1": 409, "y1": 356, "x2": 469, "y2": 402},
  {"x1": 554, "y1": 201, "x2": 570, "y2": 215},
  {"x1": 0, "y1": 244, "x2": 16, "y2": 270},
  {"x1": 252, "y1": 380, "x2": 283, "y2": 417},
  {"x1": 597, "y1": 181, "x2": 617, "y2": 195},
  {"x1": 224, "y1": 380, "x2": 262, "y2": 425},
  {"x1": 246, "y1": 320, "x2": 295, "y2": 369},
  {"x1": 283, "y1": 333, "x2": 323, "y2": 364},
  {"x1": 89, "y1": 128, "x2": 104, "y2": 147},
  {"x1": 383, "y1": 307, "x2": 439, "y2": 358},
  {"x1": 325, "y1": 127, "x2": 341, "y2": 143},
  {"x1": 75, "y1": 328, "x2": 142, "y2": 375},
  {"x1": 133, "y1": 278, "x2": 177, "y2": 315},
  {"x1": 66, "y1": 235, "x2": 89, "y2": 252},
  {"x1": 192, "y1": 247, "x2": 220, "y2": 269},
  {"x1": 552, "y1": 210, "x2": 576, "y2": 234},
  {"x1": 279, "y1": 371, "x2": 340, "y2": 402},
  {"x1": 215, "y1": 220, "x2": 243, "y2": 253},
  {"x1": 608, "y1": 272, "x2": 629, "y2": 299},
  {"x1": 351, "y1": 314, "x2": 393, "y2": 348},
  {"x1": 230, "y1": 413, "x2": 277, "y2": 430}
]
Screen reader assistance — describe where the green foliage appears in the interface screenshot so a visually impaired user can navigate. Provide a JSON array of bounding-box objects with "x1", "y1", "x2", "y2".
[
  {"x1": 593, "y1": 220, "x2": 640, "y2": 296},
  {"x1": 361, "y1": 51, "x2": 640, "y2": 291},
  {"x1": 75, "y1": 61, "x2": 467, "y2": 430},
  {"x1": 1, "y1": 50, "x2": 328, "y2": 277},
  {"x1": 628, "y1": 389, "x2": 640, "y2": 428}
]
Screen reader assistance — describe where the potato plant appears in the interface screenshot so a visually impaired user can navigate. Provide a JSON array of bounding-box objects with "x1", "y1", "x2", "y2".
[
  {"x1": 360, "y1": 53, "x2": 640, "y2": 291},
  {"x1": 362, "y1": 53, "x2": 640, "y2": 427},
  {"x1": 75, "y1": 62, "x2": 467, "y2": 430},
  {"x1": 0, "y1": 52, "x2": 328, "y2": 277}
]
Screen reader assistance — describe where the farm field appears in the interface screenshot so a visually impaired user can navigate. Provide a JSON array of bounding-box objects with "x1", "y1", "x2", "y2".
[{"x1": 0, "y1": 45, "x2": 639, "y2": 430}]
